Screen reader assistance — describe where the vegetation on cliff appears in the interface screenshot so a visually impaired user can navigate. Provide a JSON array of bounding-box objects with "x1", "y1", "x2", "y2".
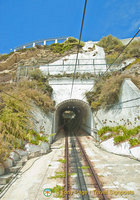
[
  {"x1": 86, "y1": 73, "x2": 140, "y2": 111},
  {"x1": 0, "y1": 70, "x2": 54, "y2": 162},
  {"x1": 97, "y1": 125, "x2": 140, "y2": 147},
  {"x1": 96, "y1": 35, "x2": 140, "y2": 64},
  {"x1": 49, "y1": 37, "x2": 84, "y2": 54}
]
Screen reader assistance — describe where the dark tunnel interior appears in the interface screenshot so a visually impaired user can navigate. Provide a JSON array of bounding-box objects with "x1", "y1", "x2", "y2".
[{"x1": 55, "y1": 99, "x2": 92, "y2": 135}]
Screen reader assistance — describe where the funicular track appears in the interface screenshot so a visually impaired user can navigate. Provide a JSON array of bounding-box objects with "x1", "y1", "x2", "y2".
[{"x1": 64, "y1": 130, "x2": 109, "y2": 200}]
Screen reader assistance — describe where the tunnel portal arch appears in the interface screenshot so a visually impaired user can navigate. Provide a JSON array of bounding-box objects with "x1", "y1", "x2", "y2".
[{"x1": 54, "y1": 99, "x2": 93, "y2": 135}]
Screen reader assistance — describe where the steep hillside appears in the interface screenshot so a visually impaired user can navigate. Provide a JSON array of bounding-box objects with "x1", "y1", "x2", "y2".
[
  {"x1": 0, "y1": 37, "x2": 84, "y2": 83},
  {"x1": 0, "y1": 70, "x2": 54, "y2": 162},
  {"x1": 86, "y1": 35, "x2": 140, "y2": 110}
]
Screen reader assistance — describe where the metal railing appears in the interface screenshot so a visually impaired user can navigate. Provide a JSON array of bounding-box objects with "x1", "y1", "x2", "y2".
[
  {"x1": 14, "y1": 37, "x2": 69, "y2": 51},
  {"x1": 16, "y1": 58, "x2": 121, "y2": 81}
]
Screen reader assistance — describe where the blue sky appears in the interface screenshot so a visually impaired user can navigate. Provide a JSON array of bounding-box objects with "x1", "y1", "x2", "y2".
[{"x1": 0, "y1": 0, "x2": 140, "y2": 54}]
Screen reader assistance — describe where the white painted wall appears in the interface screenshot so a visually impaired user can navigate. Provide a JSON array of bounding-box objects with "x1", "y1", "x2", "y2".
[
  {"x1": 31, "y1": 105, "x2": 54, "y2": 143},
  {"x1": 40, "y1": 44, "x2": 106, "y2": 75},
  {"x1": 94, "y1": 78, "x2": 140, "y2": 130},
  {"x1": 100, "y1": 138, "x2": 140, "y2": 160},
  {"x1": 49, "y1": 78, "x2": 94, "y2": 105}
]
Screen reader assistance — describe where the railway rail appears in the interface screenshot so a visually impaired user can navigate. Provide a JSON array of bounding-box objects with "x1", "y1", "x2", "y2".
[{"x1": 64, "y1": 130, "x2": 109, "y2": 200}]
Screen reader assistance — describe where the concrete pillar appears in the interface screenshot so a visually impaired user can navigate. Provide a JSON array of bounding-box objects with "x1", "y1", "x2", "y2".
[
  {"x1": 33, "y1": 43, "x2": 35, "y2": 47},
  {"x1": 55, "y1": 39, "x2": 58, "y2": 44},
  {"x1": 14, "y1": 49, "x2": 16, "y2": 52},
  {"x1": 44, "y1": 40, "x2": 46, "y2": 45}
]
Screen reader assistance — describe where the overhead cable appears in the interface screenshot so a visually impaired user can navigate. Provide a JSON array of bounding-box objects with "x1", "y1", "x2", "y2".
[
  {"x1": 70, "y1": 0, "x2": 87, "y2": 98},
  {"x1": 82, "y1": 28, "x2": 140, "y2": 101}
]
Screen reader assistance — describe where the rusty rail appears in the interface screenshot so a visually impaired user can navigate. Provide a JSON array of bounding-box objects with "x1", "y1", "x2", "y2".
[
  {"x1": 75, "y1": 135, "x2": 109, "y2": 200},
  {"x1": 65, "y1": 134, "x2": 69, "y2": 200}
]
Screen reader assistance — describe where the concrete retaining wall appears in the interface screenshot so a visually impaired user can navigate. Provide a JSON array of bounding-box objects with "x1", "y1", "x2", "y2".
[
  {"x1": 130, "y1": 146, "x2": 140, "y2": 160},
  {"x1": 95, "y1": 78, "x2": 140, "y2": 160},
  {"x1": 100, "y1": 138, "x2": 131, "y2": 156},
  {"x1": 100, "y1": 138, "x2": 140, "y2": 160},
  {"x1": 31, "y1": 104, "x2": 54, "y2": 143},
  {"x1": 40, "y1": 44, "x2": 106, "y2": 75},
  {"x1": 94, "y1": 78, "x2": 140, "y2": 130}
]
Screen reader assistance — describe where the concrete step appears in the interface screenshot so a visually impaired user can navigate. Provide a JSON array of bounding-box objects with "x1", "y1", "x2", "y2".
[
  {"x1": 16, "y1": 160, "x2": 26, "y2": 167},
  {"x1": 0, "y1": 184, "x2": 5, "y2": 192},
  {"x1": 9, "y1": 166, "x2": 21, "y2": 174},
  {"x1": 0, "y1": 173, "x2": 13, "y2": 185},
  {"x1": 21, "y1": 155, "x2": 28, "y2": 162},
  {"x1": 28, "y1": 151, "x2": 41, "y2": 159}
]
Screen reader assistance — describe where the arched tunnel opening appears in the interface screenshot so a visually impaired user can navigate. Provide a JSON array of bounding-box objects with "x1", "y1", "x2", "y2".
[{"x1": 54, "y1": 99, "x2": 93, "y2": 136}]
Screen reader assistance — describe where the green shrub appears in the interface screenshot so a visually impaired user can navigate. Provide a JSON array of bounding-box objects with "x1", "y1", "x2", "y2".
[
  {"x1": 124, "y1": 40, "x2": 140, "y2": 58},
  {"x1": 100, "y1": 134, "x2": 114, "y2": 141},
  {"x1": 114, "y1": 135, "x2": 128, "y2": 144},
  {"x1": 96, "y1": 35, "x2": 140, "y2": 64},
  {"x1": 49, "y1": 37, "x2": 84, "y2": 54},
  {"x1": 97, "y1": 126, "x2": 113, "y2": 136},
  {"x1": 25, "y1": 129, "x2": 49, "y2": 144},
  {"x1": 51, "y1": 185, "x2": 64, "y2": 194},
  {"x1": 0, "y1": 91, "x2": 30, "y2": 161},
  {"x1": 64, "y1": 37, "x2": 85, "y2": 46},
  {"x1": 98, "y1": 125, "x2": 140, "y2": 144},
  {"x1": 0, "y1": 134, "x2": 12, "y2": 162},
  {"x1": 29, "y1": 68, "x2": 47, "y2": 82},
  {"x1": 66, "y1": 37, "x2": 78, "y2": 43},
  {"x1": 30, "y1": 140, "x2": 39, "y2": 145},
  {"x1": 91, "y1": 101, "x2": 101, "y2": 110},
  {"x1": 97, "y1": 35, "x2": 124, "y2": 54},
  {"x1": 129, "y1": 139, "x2": 140, "y2": 147}
]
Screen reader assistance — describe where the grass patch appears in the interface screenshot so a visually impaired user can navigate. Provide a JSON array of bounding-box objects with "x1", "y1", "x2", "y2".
[
  {"x1": 97, "y1": 126, "x2": 140, "y2": 145},
  {"x1": 83, "y1": 172, "x2": 92, "y2": 176},
  {"x1": 49, "y1": 171, "x2": 78, "y2": 179},
  {"x1": 51, "y1": 184, "x2": 64, "y2": 198},
  {"x1": 49, "y1": 172, "x2": 66, "y2": 179},
  {"x1": 57, "y1": 159, "x2": 66, "y2": 163},
  {"x1": 69, "y1": 172, "x2": 77, "y2": 176},
  {"x1": 78, "y1": 166, "x2": 90, "y2": 169}
]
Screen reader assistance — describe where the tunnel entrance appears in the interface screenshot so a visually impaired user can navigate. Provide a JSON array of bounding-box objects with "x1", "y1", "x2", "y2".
[{"x1": 55, "y1": 99, "x2": 93, "y2": 135}]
